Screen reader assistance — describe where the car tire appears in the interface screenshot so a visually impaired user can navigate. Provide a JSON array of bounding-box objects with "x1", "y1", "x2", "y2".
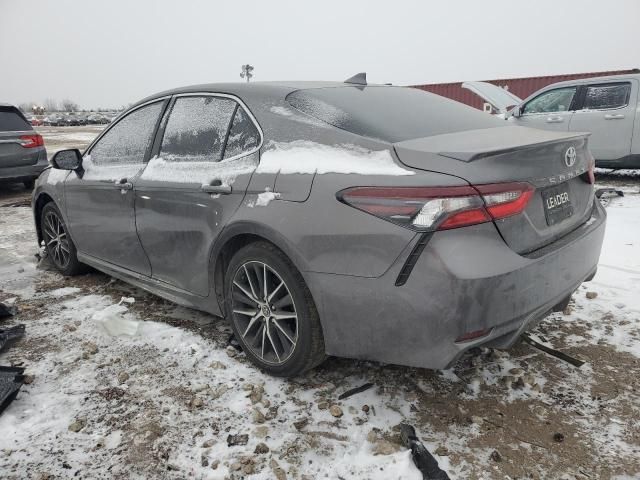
[
  {"x1": 224, "y1": 241, "x2": 325, "y2": 377},
  {"x1": 40, "y1": 202, "x2": 87, "y2": 276},
  {"x1": 23, "y1": 179, "x2": 35, "y2": 189}
]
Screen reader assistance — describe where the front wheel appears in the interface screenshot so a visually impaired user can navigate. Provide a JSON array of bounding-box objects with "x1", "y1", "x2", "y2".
[
  {"x1": 40, "y1": 203, "x2": 87, "y2": 276},
  {"x1": 224, "y1": 242, "x2": 325, "y2": 377}
]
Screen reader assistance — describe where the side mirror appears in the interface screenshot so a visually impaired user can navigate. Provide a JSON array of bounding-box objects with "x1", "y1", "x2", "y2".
[
  {"x1": 511, "y1": 105, "x2": 523, "y2": 118},
  {"x1": 51, "y1": 149, "x2": 83, "y2": 171}
]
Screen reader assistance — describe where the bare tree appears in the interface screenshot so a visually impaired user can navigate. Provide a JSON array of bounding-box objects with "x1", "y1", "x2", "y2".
[
  {"x1": 61, "y1": 99, "x2": 79, "y2": 112},
  {"x1": 18, "y1": 102, "x2": 32, "y2": 113},
  {"x1": 240, "y1": 64, "x2": 254, "y2": 82},
  {"x1": 44, "y1": 98, "x2": 59, "y2": 112}
]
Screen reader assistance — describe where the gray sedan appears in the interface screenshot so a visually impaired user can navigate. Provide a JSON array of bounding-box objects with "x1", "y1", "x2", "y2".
[{"x1": 32, "y1": 78, "x2": 606, "y2": 376}]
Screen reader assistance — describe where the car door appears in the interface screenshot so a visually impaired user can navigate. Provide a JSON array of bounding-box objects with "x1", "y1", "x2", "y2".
[
  {"x1": 135, "y1": 94, "x2": 262, "y2": 296},
  {"x1": 568, "y1": 80, "x2": 636, "y2": 161},
  {"x1": 511, "y1": 86, "x2": 578, "y2": 132},
  {"x1": 64, "y1": 99, "x2": 167, "y2": 275}
]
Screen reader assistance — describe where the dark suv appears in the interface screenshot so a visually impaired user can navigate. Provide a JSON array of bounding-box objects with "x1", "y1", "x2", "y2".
[{"x1": 0, "y1": 103, "x2": 48, "y2": 188}]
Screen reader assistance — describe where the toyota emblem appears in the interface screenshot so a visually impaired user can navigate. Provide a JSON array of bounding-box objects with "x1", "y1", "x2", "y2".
[{"x1": 564, "y1": 146, "x2": 577, "y2": 167}]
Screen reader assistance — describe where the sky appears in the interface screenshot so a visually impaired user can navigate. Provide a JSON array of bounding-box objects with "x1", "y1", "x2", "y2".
[{"x1": 1, "y1": 0, "x2": 639, "y2": 109}]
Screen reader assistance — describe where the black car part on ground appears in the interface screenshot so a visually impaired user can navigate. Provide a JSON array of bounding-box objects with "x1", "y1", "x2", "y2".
[
  {"x1": 0, "y1": 324, "x2": 25, "y2": 351},
  {"x1": 595, "y1": 188, "x2": 624, "y2": 199},
  {"x1": 400, "y1": 423, "x2": 450, "y2": 480},
  {"x1": 337, "y1": 382, "x2": 374, "y2": 400},
  {"x1": 521, "y1": 332, "x2": 585, "y2": 368},
  {"x1": 0, "y1": 366, "x2": 25, "y2": 414},
  {"x1": 0, "y1": 302, "x2": 18, "y2": 318},
  {"x1": 0, "y1": 320, "x2": 27, "y2": 415}
]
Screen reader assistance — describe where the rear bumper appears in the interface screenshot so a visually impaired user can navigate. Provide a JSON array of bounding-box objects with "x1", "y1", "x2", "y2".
[
  {"x1": 307, "y1": 198, "x2": 606, "y2": 369},
  {"x1": 0, "y1": 155, "x2": 48, "y2": 182}
]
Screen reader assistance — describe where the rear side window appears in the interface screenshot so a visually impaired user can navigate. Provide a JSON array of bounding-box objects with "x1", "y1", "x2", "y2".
[
  {"x1": 0, "y1": 107, "x2": 32, "y2": 131},
  {"x1": 523, "y1": 87, "x2": 576, "y2": 114},
  {"x1": 224, "y1": 106, "x2": 260, "y2": 159},
  {"x1": 583, "y1": 83, "x2": 631, "y2": 110},
  {"x1": 89, "y1": 101, "x2": 163, "y2": 166},
  {"x1": 287, "y1": 86, "x2": 502, "y2": 143},
  {"x1": 160, "y1": 96, "x2": 236, "y2": 162}
]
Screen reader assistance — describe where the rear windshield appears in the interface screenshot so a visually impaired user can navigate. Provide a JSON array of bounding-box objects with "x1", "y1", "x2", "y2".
[
  {"x1": 286, "y1": 86, "x2": 503, "y2": 143},
  {"x1": 0, "y1": 107, "x2": 32, "y2": 131}
]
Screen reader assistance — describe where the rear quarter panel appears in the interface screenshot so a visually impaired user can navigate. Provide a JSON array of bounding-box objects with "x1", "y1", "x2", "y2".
[{"x1": 230, "y1": 163, "x2": 470, "y2": 278}]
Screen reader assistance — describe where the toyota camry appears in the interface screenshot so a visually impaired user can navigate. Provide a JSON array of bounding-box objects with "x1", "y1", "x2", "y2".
[{"x1": 32, "y1": 74, "x2": 606, "y2": 376}]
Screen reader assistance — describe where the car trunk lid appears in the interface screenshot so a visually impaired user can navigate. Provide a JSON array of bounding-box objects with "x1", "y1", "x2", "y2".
[{"x1": 393, "y1": 126, "x2": 595, "y2": 254}]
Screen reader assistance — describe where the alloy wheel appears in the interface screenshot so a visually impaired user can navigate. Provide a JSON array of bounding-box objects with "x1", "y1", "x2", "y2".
[
  {"x1": 231, "y1": 261, "x2": 299, "y2": 365},
  {"x1": 43, "y1": 210, "x2": 71, "y2": 269}
]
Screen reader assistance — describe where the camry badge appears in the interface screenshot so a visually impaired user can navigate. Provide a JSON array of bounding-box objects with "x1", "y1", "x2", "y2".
[{"x1": 564, "y1": 146, "x2": 577, "y2": 167}]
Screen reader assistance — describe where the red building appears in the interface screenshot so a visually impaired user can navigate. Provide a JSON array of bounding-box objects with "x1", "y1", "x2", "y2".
[{"x1": 413, "y1": 69, "x2": 639, "y2": 110}]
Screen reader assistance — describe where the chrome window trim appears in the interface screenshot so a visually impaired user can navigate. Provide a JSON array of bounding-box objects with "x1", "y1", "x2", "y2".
[
  {"x1": 166, "y1": 92, "x2": 264, "y2": 163},
  {"x1": 83, "y1": 96, "x2": 171, "y2": 156}
]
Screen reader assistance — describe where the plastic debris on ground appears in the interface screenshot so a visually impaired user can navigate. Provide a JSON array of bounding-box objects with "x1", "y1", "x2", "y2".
[
  {"x1": 0, "y1": 324, "x2": 25, "y2": 352},
  {"x1": 0, "y1": 366, "x2": 25, "y2": 414}
]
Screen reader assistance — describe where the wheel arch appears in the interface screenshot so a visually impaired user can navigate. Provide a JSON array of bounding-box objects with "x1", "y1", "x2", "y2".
[
  {"x1": 33, "y1": 192, "x2": 56, "y2": 245},
  {"x1": 209, "y1": 221, "x2": 313, "y2": 317}
]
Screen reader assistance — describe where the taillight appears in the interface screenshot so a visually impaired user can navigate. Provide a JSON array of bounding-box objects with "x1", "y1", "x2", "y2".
[
  {"x1": 19, "y1": 134, "x2": 44, "y2": 148},
  {"x1": 579, "y1": 153, "x2": 596, "y2": 185},
  {"x1": 475, "y1": 182, "x2": 535, "y2": 220},
  {"x1": 585, "y1": 159, "x2": 595, "y2": 185},
  {"x1": 338, "y1": 182, "x2": 534, "y2": 232}
]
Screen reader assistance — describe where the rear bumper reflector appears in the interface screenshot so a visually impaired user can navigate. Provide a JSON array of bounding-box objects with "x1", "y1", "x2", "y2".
[{"x1": 455, "y1": 327, "x2": 493, "y2": 343}]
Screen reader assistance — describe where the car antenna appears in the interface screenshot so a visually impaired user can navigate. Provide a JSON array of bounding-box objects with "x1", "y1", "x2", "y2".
[{"x1": 344, "y1": 72, "x2": 367, "y2": 85}]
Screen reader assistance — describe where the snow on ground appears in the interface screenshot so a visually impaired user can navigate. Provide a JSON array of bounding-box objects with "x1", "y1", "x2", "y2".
[
  {"x1": 0, "y1": 176, "x2": 639, "y2": 479},
  {"x1": 36, "y1": 126, "x2": 105, "y2": 159}
]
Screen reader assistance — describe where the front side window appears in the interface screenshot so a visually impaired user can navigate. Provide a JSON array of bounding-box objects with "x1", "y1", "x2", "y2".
[
  {"x1": 224, "y1": 106, "x2": 260, "y2": 159},
  {"x1": 89, "y1": 101, "x2": 163, "y2": 166},
  {"x1": 583, "y1": 83, "x2": 631, "y2": 110},
  {"x1": 523, "y1": 87, "x2": 577, "y2": 114},
  {"x1": 160, "y1": 96, "x2": 236, "y2": 162}
]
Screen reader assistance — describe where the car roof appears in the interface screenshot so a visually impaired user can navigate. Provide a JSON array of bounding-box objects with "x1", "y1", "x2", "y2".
[
  {"x1": 135, "y1": 81, "x2": 348, "y2": 107},
  {"x1": 539, "y1": 73, "x2": 640, "y2": 90}
]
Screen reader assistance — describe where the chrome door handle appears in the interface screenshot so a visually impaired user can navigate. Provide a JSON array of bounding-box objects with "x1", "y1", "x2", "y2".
[
  {"x1": 115, "y1": 178, "x2": 133, "y2": 191},
  {"x1": 604, "y1": 114, "x2": 625, "y2": 120},
  {"x1": 201, "y1": 180, "x2": 232, "y2": 195},
  {"x1": 546, "y1": 116, "x2": 564, "y2": 123}
]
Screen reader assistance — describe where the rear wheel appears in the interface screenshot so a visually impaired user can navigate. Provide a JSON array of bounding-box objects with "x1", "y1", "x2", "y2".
[
  {"x1": 224, "y1": 242, "x2": 325, "y2": 377},
  {"x1": 40, "y1": 203, "x2": 86, "y2": 276}
]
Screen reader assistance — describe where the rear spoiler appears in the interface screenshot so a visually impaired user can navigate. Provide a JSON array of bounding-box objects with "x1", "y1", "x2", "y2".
[{"x1": 394, "y1": 126, "x2": 590, "y2": 162}]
